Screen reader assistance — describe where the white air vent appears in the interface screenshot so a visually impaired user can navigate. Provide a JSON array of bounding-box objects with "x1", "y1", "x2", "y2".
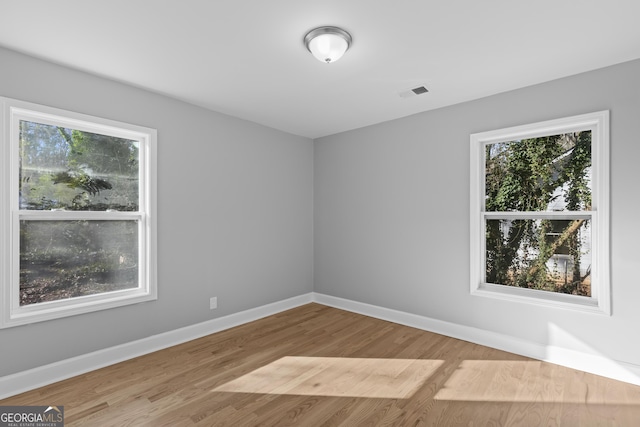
[{"x1": 398, "y1": 85, "x2": 429, "y2": 98}]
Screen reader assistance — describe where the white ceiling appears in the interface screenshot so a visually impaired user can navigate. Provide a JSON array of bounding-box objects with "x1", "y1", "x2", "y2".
[{"x1": 1, "y1": 1, "x2": 639, "y2": 139}]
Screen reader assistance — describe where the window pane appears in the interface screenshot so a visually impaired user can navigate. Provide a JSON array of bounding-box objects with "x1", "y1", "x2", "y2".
[
  {"x1": 485, "y1": 131, "x2": 591, "y2": 212},
  {"x1": 20, "y1": 220, "x2": 139, "y2": 306},
  {"x1": 485, "y1": 218, "x2": 591, "y2": 296},
  {"x1": 19, "y1": 120, "x2": 139, "y2": 211}
]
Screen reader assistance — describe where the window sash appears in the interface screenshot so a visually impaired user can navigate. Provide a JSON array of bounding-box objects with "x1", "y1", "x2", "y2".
[
  {"x1": 12, "y1": 110, "x2": 149, "y2": 214},
  {"x1": 13, "y1": 212, "x2": 147, "y2": 308},
  {"x1": 482, "y1": 211, "x2": 592, "y2": 220},
  {"x1": 12, "y1": 219, "x2": 145, "y2": 311},
  {"x1": 9, "y1": 216, "x2": 151, "y2": 323},
  {"x1": 480, "y1": 211, "x2": 596, "y2": 296},
  {"x1": 18, "y1": 210, "x2": 144, "y2": 220}
]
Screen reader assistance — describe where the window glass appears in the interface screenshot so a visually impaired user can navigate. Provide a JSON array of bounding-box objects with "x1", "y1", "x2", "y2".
[
  {"x1": 19, "y1": 120, "x2": 139, "y2": 211},
  {"x1": 485, "y1": 131, "x2": 591, "y2": 212},
  {"x1": 485, "y1": 218, "x2": 591, "y2": 296},
  {"x1": 20, "y1": 220, "x2": 139, "y2": 306}
]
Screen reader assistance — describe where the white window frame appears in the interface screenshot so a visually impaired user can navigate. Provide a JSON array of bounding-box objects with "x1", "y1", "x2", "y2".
[
  {"x1": 470, "y1": 111, "x2": 610, "y2": 314},
  {"x1": 0, "y1": 97, "x2": 157, "y2": 328}
]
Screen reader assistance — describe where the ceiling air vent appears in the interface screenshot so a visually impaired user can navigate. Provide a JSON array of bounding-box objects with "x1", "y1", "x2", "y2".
[{"x1": 398, "y1": 85, "x2": 429, "y2": 98}]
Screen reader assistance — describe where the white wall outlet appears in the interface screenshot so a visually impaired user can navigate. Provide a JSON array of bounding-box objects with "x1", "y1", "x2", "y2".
[{"x1": 209, "y1": 296, "x2": 218, "y2": 310}]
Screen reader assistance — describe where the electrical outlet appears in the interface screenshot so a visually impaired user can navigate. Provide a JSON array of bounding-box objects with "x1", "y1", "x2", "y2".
[{"x1": 209, "y1": 296, "x2": 217, "y2": 310}]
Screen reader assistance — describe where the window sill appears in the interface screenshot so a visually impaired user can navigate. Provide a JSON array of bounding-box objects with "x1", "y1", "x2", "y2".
[
  {"x1": 472, "y1": 282, "x2": 610, "y2": 315},
  {"x1": 2, "y1": 288, "x2": 157, "y2": 328}
]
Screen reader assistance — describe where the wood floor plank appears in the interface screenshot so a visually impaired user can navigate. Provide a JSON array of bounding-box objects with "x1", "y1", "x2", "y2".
[{"x1": 2, "y1": 303, "x2": 640, "y2": 426}]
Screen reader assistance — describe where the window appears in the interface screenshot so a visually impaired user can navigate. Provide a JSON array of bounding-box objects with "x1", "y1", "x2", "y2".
[
  {"x1": 470, "y1": 111, "x2": 609, "y2": 314},
  {"x1": 1, "y1": 97, "x2": 157, "y2": 328}
]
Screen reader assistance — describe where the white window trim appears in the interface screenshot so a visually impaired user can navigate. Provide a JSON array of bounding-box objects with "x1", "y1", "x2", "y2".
[
  {"x1": 0, "y1": 97, "x2": 157, "y2": 328},
  {"x1": 470, "y1": 111, "x2": 610, "y2": 315}
]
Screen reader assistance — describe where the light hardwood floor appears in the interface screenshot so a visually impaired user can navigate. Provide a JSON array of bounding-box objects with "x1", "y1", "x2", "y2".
[{"x1": 2, "y1": 303, "x2": 640, "y2": 426}]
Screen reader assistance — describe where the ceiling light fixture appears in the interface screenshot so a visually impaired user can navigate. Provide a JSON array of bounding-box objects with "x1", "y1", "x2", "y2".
[{"x1": 304, "y1": 26, "x2": 352, "y2": 64}]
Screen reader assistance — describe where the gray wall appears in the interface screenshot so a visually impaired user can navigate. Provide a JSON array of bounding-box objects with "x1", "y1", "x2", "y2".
[
  {"x1": 0, "y1": 47, "x2": 314, "y2": 376},
  {"x1": 315, "y1": 59, "x2": 640, "y2": 367},
  {"x1": 3, "y1": 43, "x2": 639, "y2": 379}
]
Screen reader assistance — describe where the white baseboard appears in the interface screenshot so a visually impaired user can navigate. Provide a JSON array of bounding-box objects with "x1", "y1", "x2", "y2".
[
  {"x1": 3, "y1": 291, "x2": 639, "y2": 400},
  {"x1": 0, "y1": 293, "x2": 314, "y2": 400},
  {"x1": 312, "y1": 292, "x2": 640, "y2": 387}
]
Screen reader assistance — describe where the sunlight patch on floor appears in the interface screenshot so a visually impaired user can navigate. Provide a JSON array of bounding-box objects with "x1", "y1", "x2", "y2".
[
  {"x1": 435, "y1": 360, "x2": 556, "y2": 402},
  {"x1": 213, "y1": 356, "x2": 444, "y2": 399},
  {"x1": 434, "y1": 360, "x2": 629, "y2": 404}
]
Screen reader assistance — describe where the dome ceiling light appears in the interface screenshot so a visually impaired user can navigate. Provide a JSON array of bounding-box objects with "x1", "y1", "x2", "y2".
[{"x1": 304, "y1": 26, "x2": 352, "y2": 64}]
